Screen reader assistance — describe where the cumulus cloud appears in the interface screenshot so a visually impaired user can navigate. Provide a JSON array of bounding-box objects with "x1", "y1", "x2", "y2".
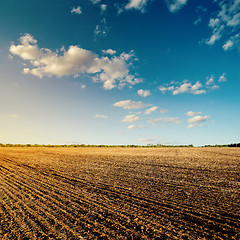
[
  {"x1": 160, "y1": 108, "x2": 168, "y2": 114},
  {"x1": 206, "y1": 0, "x2": 240, "y2": 48},
  {"x1": 121, "y1": 114, "x2": 141, "y2": 122},
  {"x1": 159, "y1": 81, "x2": 206, "y2": 95},
  {"x1": 95, "y1": 114, "x2": 108, "y2": 119},
  {"x1": 206, "y1": 77, "x2": 214, "y2": 86},
  {"x1": 223, "y1": 33, "x2": 240, "y2": 50},
  {"x1": 10, "y1": 34, "x2": 142, "y2": 90},
  {"x1": 206, "y1": 30, "x2": 222, "y2": 45},
  {"x1": 101, "y1": 4, "x2": 107, "y2": 12},
  {"x1": 71, "y1": 6, "x2": 82, "y2": 15},
  {"x1": 205, "y1": 74, "x2": 227, "y2": 90},
  {"x1": 164, "y1": 0, "x2": 188, "y2": 13},
  {"x1": 125, "y1": 0, "x2": 149, "y2": 13},
  {"x1": 193, "y1": 90, "x2": 207, "y2": 95},
  {"x1": 218, "y1": 73, "x2": 227, "y2": 82},
  {"x1": 137, "y1": 89, "x2": 151, "y2": 97},
  {"x1": 144, "y1": 106, "x2": 158, "y2": 115},
  {"x1": 223, "y1": 39, "x2": 233, "y2": 50},
  {"x1": 186, "y1": 111, "x2": 202, "y2": 117},
  {"x1": 102, "y1": 49, "x2": 116, "y2": 55},
  {"x1": 187, "y1": 115, "x2": 210, "y2": 128},
  {"x1": 127, "y1": 125, "x2": 145, "y2": 129},
  {"x1": 113, "y1": 100, "x2": 147, "y2": 109},
  {"x1": 159, "y1": 74, "x2": 226, "y2": 95},
  {"x1": 173, "y1": 81, "x2": 206, "y2": 95},
  {"x1": 148, "y1": 117, "x2": 181, "y2": 125},
  {"x1": 159, "y1": 86, "x2": 174, "y2": 94}
]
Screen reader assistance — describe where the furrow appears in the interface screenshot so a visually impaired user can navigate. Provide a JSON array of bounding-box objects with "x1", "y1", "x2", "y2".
[
  {"x1": 0, "y1": 188, "x2": 42, "y2": 240},
  {"x1": 0, "y1": 172, "x2": 121, "y2": 239},
  {"x1": 1, "y1": 150, "x2": 239, "y2": 240},
  {"x1": 0, "y1": 159, "x2": 177, "y2": 239},
  {"x1": 45, "y1": 168, "x2": 240, "y2": 233},
  {"x1": 0, "y1": 163, "x2": 165, "y2": 239},
  {"x1": 0, "y1": 176, "x2": 86, "y2": 239}
]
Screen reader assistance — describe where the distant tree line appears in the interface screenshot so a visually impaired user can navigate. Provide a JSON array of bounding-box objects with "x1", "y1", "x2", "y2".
[
  {"x1": 227, "y1": 143, "x2": 240, "y2": 147},
  {"x1": 203, "y1": 143, "x2": 240, "y2": 147},
  {"x1": 0, "y1": 143, "x2": 239, "y2": 148},
  {"x1": 0, "y1": 143, "x2": 196, "y2": 148}
]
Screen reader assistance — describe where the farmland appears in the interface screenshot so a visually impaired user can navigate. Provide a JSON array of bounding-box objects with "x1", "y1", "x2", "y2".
[{"x1": 0, "y1": 147, "x2": 239, "y2": 239}]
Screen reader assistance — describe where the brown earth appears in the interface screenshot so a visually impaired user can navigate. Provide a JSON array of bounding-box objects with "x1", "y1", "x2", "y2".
[{"x1": 0, "y1": 147, "x2": 239, "y2": 239}]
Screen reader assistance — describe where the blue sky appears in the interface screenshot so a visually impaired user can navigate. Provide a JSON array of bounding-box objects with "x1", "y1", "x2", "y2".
[{"x1": 0, "y1": 0, "x2": 239, "y2": 146}]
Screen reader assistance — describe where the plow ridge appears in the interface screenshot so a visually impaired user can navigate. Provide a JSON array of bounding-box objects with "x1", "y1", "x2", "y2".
[
  {"x1": 40, "y1": 169, "x2": 240, "y2": 229},
  {"x1": 0, "y1": 161, "x2": 170, "y2": 239},
  {"x1": 0, "y1": 147, "x2": 239, "y2": 239}
]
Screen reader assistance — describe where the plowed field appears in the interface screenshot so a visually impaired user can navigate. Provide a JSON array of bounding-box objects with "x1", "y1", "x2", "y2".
[{"x1": 0, "y1": 147, "x2": 239, "y2": 239}]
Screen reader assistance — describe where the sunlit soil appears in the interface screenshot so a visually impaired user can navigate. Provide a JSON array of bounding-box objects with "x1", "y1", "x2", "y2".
[{"x1": 0, "y1": 147, "x2": 239, "y2": 239}]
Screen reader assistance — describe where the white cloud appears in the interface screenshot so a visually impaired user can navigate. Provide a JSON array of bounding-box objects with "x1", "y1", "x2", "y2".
[
  {"x1": 187, "y1": 124, "x2": 197, "y2": 129},
  {"x1": 113, "y1": 100, "x2": 147, "y2": 109},
  {"x1": 148, "y1": 117, "x2": 181, "y2": 124},
  {"x1": 188, "y1": 115, "x2": 209, "y2": 123},
  {"x1": 144, "y1": 106, "x2": 158, "y2": 115},
  {"x1": 209, "y1": 18, "x2": 220, "y2": 28},
  {"x1": 223, "y1": 39, "x2": 233, "y2": 50},
  {"x1": 94, "y1": 18, "x2": 108, "y2": 38},
  {"x1": 102, "y1": 49, "x2": 116, "y2": 55},
  {"x1": 186, "y1": 111, "x2": 202, "y2": 117},
  {"x1": 164, "y1": 0, "x2": 188, "y2": 13},
  {"x1": 222, "y1": 33, "x2": 240, "y2": 50},
  {"x1": 206, "y1": 77, "x2": 214, "y2": 85},
  {"x1": 18, "y1": 34, "x2": 37, "y2": 45},
  {"x1": 121, "y1": 114, "x2": 141, "y2": 123},
  {"x1": 125, "y1": 0, "x2": 149, "y2": 13},
  {"x1": 159, "y1": 75, "x2": 227, "y2": 95},
  {"x1": 159, "y1": 86, "x2": 174, "y2": 93},
  {"x1": 95, "y1": 114, "x2": 108, "y2": 119},
  {"x1": 206, "y1": 30, "x2": 222, "y2": 45},
  {"x1": 218, "y1": 73, "x2": 227, "y2": 82},
  {"x1": 89, "y1": 0, "x2": 106, "y2": 13},
  {"x1": 187, "y1": 115, "x2": 210, "y2": 128},
  {"x1": 101, "y1": 4, "x2": 107, "y2": 12},
  {"x1": 194, "y1": 90, "x2": 207, "y2": 95},
  {"x1": 10, "y1": 34, "x2": 142, "y2": 90},
  {"x1": 160, "y1": 109, "x2": 168, "y2": 114},
  {"x1": 191, "y1": 81, "x2": 202, "y2": 91},
  {"x1": 71, "y1": 6, "x2": 82, "y2": 15},
  {"x1": 173, "y1": 81, "x2": 206, "y2": 95},
  {"x1": 137, "y1": 89, "x2": 151, "y2": 97},
  {"x1": 206, "y1": 0, "x2": 240, "y2": 48},
  {"x1": 127, "y1": 125, "x2": 145, "y2": 129},
  {"x1": 205, "y1": 75, "x2": 225, "y2": 90},
  {"x1": 162, "y1": 77, "x2": 226, "y2": 96}
]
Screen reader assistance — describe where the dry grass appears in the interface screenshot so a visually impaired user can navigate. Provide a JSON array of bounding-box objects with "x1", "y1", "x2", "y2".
[{"x1": 0, "y1": 147, "x2": 239, "y2": 239}]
